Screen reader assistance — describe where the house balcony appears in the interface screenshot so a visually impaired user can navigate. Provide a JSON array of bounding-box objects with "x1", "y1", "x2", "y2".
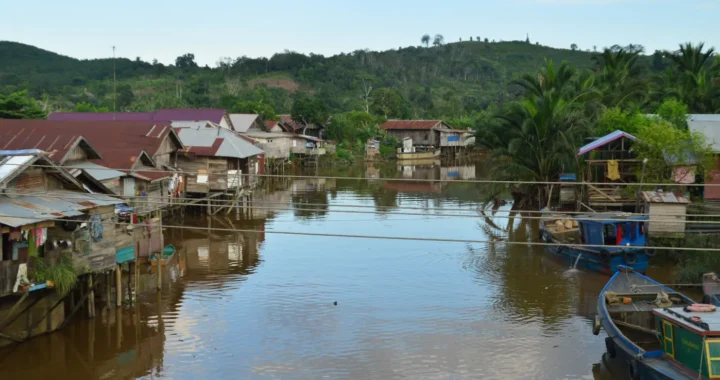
[{"x1": 291, "y1": 147, "x2": 326, "y2": 156}]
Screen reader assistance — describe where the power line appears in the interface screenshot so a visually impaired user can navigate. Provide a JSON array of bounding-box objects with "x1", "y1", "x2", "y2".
[
  {"x1": 4, "y1": 161, "x2": 720, "y2": 188},
  {"x1": 4, "y1": 212, "x2": 720, "y2": 252},
  {"x1": 5, "y1": 190, "x2": 720, "y2": 222}
]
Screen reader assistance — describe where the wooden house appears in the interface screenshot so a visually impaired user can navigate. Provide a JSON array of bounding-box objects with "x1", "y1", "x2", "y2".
[
  {"x1": 0, "y1": 150, "x2": 124, "y2": 298},
  {"x1": 278, "y1": 114, "x2": 325, "y2": 138},
  {"x1": 577, "y1": 130, "x2": 640, "y2": 209},
  {"x1": 173, "y1": 123, "x2": 265, "y2": 195},
  {"x1": 379, "y1": 120, "x2": 471, "y2": 155},
  {"x1": 0, "y1": 120, "x2": 184, "y2": 212},
  {"x1": 229, "y1": 114, "x2": 265, "y2": 133},
  {"x1": 641, "y1": 190, "x2": 691, "y2": 236}
]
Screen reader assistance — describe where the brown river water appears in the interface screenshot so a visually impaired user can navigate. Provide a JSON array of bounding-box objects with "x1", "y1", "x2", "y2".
[{"x1": 0, "y1": 161, "x2": 688, "y2": 379}]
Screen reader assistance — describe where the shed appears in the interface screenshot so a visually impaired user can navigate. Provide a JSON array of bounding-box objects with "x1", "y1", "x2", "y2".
[
  {"x1": 559, "y1": 173, "x2": 577, "y2": 205},
  {"x1": 365, "y1": 140, "x2": 380, "y2": 161},
  {"x1": 641, "y1": 190, "x2": 691, "y2": 235}
]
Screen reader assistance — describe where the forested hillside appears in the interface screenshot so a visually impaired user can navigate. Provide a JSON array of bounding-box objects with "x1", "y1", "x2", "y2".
[{"x1": 0, "y1": 39, "x2": 660, "y2": 117}]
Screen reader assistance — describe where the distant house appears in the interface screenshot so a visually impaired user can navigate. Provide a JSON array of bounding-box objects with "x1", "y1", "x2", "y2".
[
  {"x1": 379, "y1": 120, "x2": 470, "y2": 152},
  {"x1": 688, "y1": 114, "x2": 720, "y2": 200},
  {"x1": 173, "y1": 122, "x2": 265, "y2": 195},
  {"x1": 242, "y1": 131, "x2": 325, "y2": 160},
  {"x1": 229, "y1": 114, "x2": 265, "y2": 133},
  {"x1": 278, "y1": 115, "x2": 325, "y2": 138},
  {"x1": 48, "y1": 108, "x2": 235, "y2": 131}
]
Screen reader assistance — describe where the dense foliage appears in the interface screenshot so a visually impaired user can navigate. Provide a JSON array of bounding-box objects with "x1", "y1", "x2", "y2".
[{"x1": 475, "y1": 42, "x2": 719, "y2": 206}]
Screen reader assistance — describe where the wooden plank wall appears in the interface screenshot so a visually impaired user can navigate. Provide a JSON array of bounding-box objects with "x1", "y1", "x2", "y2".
[
  {"x1": 178, "y1": 156, "x2": 209, "y2": 194},
  {"x1": 0, "y1": 261, "x2": 20, "y2": 296},
  {"x1": 208, "y1": 158, "x2": 229, "y2": 191},
  {"x1": 46, "y1": 205, "x2": 117, "y2": 274}
]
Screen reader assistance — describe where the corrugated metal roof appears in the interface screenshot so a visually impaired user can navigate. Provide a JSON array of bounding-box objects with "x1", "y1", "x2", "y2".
[
  {"x1": 641, "y1": 191, "x2": 691, "y2": 204},
  {"x1": 65, "y1": 161, "x2": 126, "y2": 181},
  {"x1": 48, "y1": 112, "x2": 155, "y2": 121},
  {"x1": 380, "y1": 120, "x2": 444, "y2": 130},
  {"x1": 0, "y1": 190, "x2": 124, "y2": 227},
  {"x1": 0, "y1": 154, "x2": 35, "y2": 185},
  {"x1": 229, "y1": 114, "x2": 260, "y2": 133},
  {"x1": 689, "y1": 114, "x2": 720, "y2": 153},
  {"x1": 577, "y1": 130, "x2": 638, "y2": 156},
  {"x1": 0, "y1": 120, "x2": 182, "y2": 171},
  {"x1": 48, "y1": 109, "x2": 227, "y2": 125},
  {"x1": 174, "y1": 125, "x2": 264, "y2": 159}
]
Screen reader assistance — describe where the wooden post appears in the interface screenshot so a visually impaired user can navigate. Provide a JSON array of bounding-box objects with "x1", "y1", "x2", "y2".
[
  {"x1": 105, "y1": 271, "x2": 111, "y2": 311},
  {"x1": 87, "y1": 275, "x2": 95, "y2": 319},
  {"x1": 115, "y1": 306, "x2": 122, "y2": 350},
  {"x1": 116, "y1": 264, "x2": 122, "y2": 307},
  {"x1": 127, "y1": 263, "x2": 133, "y2": 306},
  {"x1": 157, "y1": 211, "x2": 163, "y2": 292}
]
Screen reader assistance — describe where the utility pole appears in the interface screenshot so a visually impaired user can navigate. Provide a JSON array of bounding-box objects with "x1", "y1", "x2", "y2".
[{"x1": 112, "y1": 46, "x2": 117, "y2": 119}]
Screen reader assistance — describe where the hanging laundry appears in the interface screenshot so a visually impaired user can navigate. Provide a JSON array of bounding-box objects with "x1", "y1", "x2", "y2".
[
  {"x1": 607, "y1": 160, "x2": 620, "y2": 181},
  {"x1": 35, "y1": 228, "x2": 47, "y2": 247}
]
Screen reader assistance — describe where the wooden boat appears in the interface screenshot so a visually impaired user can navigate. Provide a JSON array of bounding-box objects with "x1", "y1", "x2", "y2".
[
  {"x1": 703, "y1": 273, "x2": 720, "y2": 306},
  {"x1": 396, "y1": 149, "x2": 441, "y2": 161},
  {"x1": 150, "y1": 244, "x2": 176, "y2": 267},
  {"x1": 595, "y1": 266, "x2": 720, "y2": 379},
  {"x1": 539, "y1": 211, "x2": 652, "y2": 274}
]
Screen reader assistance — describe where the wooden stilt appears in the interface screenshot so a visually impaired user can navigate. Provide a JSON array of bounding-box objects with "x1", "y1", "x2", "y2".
[
  {"x1": 127, "y1": 263, "x2": 133, "y2": 306},
  {"x1": 116, "y1": 264, "x2": 122, "y2": 307},
  {"x1": 105, "y1": 271, "x2": 111, "y2": 310},
  {"x1": 87, "y1": 275, "x2": 95, "y2": 319}
]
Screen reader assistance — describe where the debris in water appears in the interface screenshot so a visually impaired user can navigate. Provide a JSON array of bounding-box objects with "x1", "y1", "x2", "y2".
[{"x1": 333, "y1": 301, "x2": 338, "y2": 306}]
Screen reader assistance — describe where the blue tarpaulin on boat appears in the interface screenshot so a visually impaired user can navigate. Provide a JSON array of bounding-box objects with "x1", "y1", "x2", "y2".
[{"x1": 116, "y1": 246, "x2": 135, "y2": 264}]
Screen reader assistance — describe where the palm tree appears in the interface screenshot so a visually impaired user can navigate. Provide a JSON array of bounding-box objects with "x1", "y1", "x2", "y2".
[
  {"x1": 594, "y1": 47, "x2": 649, "y2": 109},
  {"x1": 433, "y1": 34, "x2": 445, "y2": 46},
  {"x1": 665, "y1": 42, "x2": 720, "y2": 112},
  {"x1": 476, "y1": 61, "x2": 596, "y2": 206},
  {"x1": 421, "y1": 34, "x2": 430, "y2": 48}
]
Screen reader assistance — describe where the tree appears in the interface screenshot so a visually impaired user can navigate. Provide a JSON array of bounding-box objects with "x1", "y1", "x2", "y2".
[
  {"x1": 433, "y1": 34, "x2": 445, "y2": 46},
  {"x1": 421, "y1": 34, "x2": 430, "y2": 47},
  {"x1": 0, "y1": 91, "x2": 47, "y2": 119},
  {"x1": 291, "y1": 95, "x2": 330, "y2": 129},
  {"x1": 656, "y1": 98, "x2": 689, "y2": 130},
  {"x1": 116, "y1": 84, "x2": 135, "y2": 109},
  {"x1": 570, "y1": 43, "x2": 578, "y2": 51},
  {"x1": 593, "y1": 45, "x2": 597, "y2": 52},
  {"x1": 665, "y1": 42, "x2": 720, "y2": 113},
  {"x1": 475, "y1": 61, "x2": 597, "y2": 206},
  {"x1": 371, "y1": 88, "x2": 409, "y2": 118},
  {"x1": 175, "y1": 53, "x2": 198, "y2": 69},
  {"x1": 75, "y1": 102, "x2": 109, "y2": 112},
  {"x1": 634, "y1": 120, "x2": 714, "y2": 184},
  {"x1": 484, "y1": 38, "x2": 489, "y2": 43},
  {"x1": 594, "y1": 47, "x2": 648, "y2": 109}
]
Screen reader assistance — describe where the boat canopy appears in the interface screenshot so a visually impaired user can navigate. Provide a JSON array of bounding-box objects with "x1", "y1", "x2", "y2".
[{"x1": 574, "y1": 213, "x2": 648, "y2": 248}]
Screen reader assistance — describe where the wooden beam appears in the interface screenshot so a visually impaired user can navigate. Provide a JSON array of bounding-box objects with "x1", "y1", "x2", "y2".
[{"x1": 586, "y1": 183, "x2": 617, "y2": 202}]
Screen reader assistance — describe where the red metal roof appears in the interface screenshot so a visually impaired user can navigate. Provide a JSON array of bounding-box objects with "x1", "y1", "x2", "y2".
[
  {"x1": 180, "y1": 138, "x2": 225, "y2": 156},
  {"x1": 0, "y1": 120, "x2": 181, "y2": 171},
  {"x1": 380, "y1": 120, "x2": 444, "y2": 130},
  {"x1": 48, "y1": 109, "x2": 227, "y2": 125}
]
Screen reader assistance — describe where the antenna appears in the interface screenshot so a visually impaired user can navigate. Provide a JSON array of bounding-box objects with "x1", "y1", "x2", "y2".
[{"x1": 112, "y1": 45, "x2": 117, "y2": 119}]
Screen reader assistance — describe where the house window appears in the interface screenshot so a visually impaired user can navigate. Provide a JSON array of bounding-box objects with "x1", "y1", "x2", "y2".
[{"x1": 424, "y1": 133, "x2": 429, "y2": 140}]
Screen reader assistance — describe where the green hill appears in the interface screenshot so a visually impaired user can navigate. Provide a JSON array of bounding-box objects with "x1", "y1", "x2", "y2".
[{"x1": 0, "y1": 40, "x2": 652, "y2": 117}]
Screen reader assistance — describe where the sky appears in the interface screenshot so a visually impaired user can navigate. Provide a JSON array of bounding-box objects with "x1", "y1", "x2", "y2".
[{"x1": 0, "y1": 0, "x2": 717, "y2": 66}]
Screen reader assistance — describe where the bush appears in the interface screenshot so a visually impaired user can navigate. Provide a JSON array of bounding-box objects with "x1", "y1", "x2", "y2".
[
  {"x1": 335, "y1": 147, "x2": 354, "y2": 162},
  {"x1": 33, "y1": 255, "x2": 78, "y2": 296}
]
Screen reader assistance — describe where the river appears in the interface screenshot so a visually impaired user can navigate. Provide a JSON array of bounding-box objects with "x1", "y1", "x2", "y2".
[{"x1": 0, "y1": 159, "x2": 682, "y2": 379}]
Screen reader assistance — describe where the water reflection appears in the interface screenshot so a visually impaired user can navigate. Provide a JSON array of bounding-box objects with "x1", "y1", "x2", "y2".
[{"x1": 0, "y1": 160, "x2": 684, "y2": 379}]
